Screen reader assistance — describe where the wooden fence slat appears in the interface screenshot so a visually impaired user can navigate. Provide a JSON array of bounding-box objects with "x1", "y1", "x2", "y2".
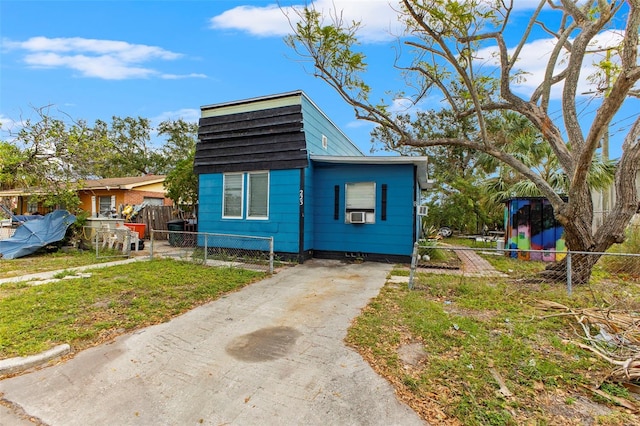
[{"x1": 132, "y1": 206, "x2": 179, "y2": 240}]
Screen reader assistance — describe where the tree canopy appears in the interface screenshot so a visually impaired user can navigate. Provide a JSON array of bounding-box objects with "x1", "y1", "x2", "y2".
[
  {"x1": 286, "y1": 0, "x2": 640, "y2": 283},
  {"x1": 0, "y1": 108, "x2": 198, "y2": 213}
]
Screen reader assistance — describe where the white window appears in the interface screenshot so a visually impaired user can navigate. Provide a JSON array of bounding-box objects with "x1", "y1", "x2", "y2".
[
  {"x1": 248, "y1": 172, "x2": 269, "y2": 219},
  {"x1": 223, "y1": 171, "x2": 270, "y2": 219},
  {"x1": 322, "y1": 134, "x2": 328, "y2": 150},
  {"x1": 99, "y1": 196, "x2": 115, "y2": 216},
  {"x1": 223, "y1": 173, "x2": 243, "y2": 218},
  {"x1": 345, "y1": 182, "x2": 375, "y2": 224}
]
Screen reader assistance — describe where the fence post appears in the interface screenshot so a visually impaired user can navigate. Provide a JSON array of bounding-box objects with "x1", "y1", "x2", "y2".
[
  {"x1": 95, "y1": 231, "x2": 99, "y2": 258},
  {"x1": 125, "y1": 232, "x2": 131, "y2": 258},
  {"x1": 566, "y1": 250, "x2": 572, "y2": 296},
  {"x1": 150, "y1": 230, "x2": 154, "y2": 259},
  {"x1": 409, "y1": 242, "x2": 418, "y2": 290},
  {"x1": 269, "y1": 237, "x2": 274, "y2": 274},
  {"x1": 204, "y1": 233, "x2": 208, "y2": 263}
]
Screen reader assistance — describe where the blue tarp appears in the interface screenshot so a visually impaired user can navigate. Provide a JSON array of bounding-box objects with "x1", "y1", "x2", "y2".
[{"x1": 0, "y1": 210, "x2": 76, "y2": 260}]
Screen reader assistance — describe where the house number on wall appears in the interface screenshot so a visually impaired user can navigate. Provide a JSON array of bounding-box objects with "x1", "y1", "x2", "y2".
[{"x1": 299, "y1": 190, "x2": 304, "y2": 206}]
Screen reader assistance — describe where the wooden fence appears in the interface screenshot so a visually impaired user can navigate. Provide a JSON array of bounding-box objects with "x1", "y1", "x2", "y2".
[{"x1": 134, "y1": 206, "x2": 181, "y2": 239}]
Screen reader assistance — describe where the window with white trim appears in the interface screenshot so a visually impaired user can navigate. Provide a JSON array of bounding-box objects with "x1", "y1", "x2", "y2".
[
  {"x1": 345, "y1": 182, "x2": 375, "y2": 223},
  {"x1": 98, "y1": 196, "x2": 115, "y2": 216},
  {"x1": 247, "y1": 172, "x2": 269, "y2": 219},
  {"x1": 222, "y1": 171, "x2": 270, "y2": 219},
  {"x1": 223, "y1": 173, "x2": 243, "y2": 218}
]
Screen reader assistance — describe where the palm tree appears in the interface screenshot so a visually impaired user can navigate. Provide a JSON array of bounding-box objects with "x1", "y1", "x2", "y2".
[{"x1": 480, "y1": 113, "x2": 616, "y2": 203}]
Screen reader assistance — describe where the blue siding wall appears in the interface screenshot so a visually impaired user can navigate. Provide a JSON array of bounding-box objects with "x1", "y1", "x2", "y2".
[
  {"x1": 301, "y1": 96, "x2": 363, "y2": 157},
  {"x1": 303, "y1": 162, "x2": 315, "y2": 251},
  {"x1": 198, "y1": 169, "x2": 301, "y2": 254},
  {"x1": 312, "y1": 162, "x2": 417, "y2": 256}
]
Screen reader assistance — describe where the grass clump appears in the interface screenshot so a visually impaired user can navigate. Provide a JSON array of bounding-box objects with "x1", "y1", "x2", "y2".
[
  {"x1": 417, "y1": 240, "x2": 462, "y2": 269},
  {"x1": 600, "y1": 226, "x2": 640, "y2": 277}
]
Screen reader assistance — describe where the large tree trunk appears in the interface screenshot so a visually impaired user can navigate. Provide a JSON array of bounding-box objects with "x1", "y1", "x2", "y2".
[
  {"x1": 541, "y1": 251, "x2": 601, "y2": 285},
  {"x1": 541, "y1": 172, "x2": 639, "y2": 285},
  {"x1": 540, "y1": 184, "x2": 595, "y2": 284}
]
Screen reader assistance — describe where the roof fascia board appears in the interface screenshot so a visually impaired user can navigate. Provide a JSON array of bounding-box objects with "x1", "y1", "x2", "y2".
[{"x1": 310, "y1": 155, "x2": 430, "y2": 189}]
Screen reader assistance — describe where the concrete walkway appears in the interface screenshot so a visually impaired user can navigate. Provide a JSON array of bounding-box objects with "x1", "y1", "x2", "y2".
[
  {"x1": 413, "y1": 246, "x2": 507, "y2": 278},
  {"x1": 0, "y1": 259, "x2": 426, "y2": 426},
  {"x1": 0, "y1": 257, "x2": 146, "y2": 285},
  {"x1": 455, "y1": 248, "x2": 507, "y2": 277}
]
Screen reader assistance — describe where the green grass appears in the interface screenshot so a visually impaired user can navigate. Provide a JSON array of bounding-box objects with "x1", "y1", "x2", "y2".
[
  {"x1": 0, "y1": 250, "x2": 113, "y2": 278},
  {"x1": 480, "y1": 253, "x2": 548, "y2": 276},
  {"x1": 446, "y1": 236, "x2": 477, "y2": 248},
  {"x1": 0, "y1": 259, "x2": 265, "y2": 359},
  {"x1": 417, "y1": 239, "x2": 462, "y2": 268},
  {"x1": 601, "y1": 227, "x2": 640, "y2": 275},
  {"x1": 346, "y1": 270, "x2": 640, "y2": 425}
]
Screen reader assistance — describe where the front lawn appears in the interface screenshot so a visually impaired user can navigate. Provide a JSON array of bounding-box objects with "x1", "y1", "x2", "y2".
[
  {"x1": 0, "y1": 250, "x2": 114, "y2": 279},
  {"x1": 347, "y1": 268, "x2": 640, "y2": 425},
  {"x1": 0, "y1": 259, "x2": 265, "y2": 361}
]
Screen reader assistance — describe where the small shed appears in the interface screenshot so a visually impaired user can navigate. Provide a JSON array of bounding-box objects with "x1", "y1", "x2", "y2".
[{"x1": 504, "y1": 197, "x2": 566, "y2": 261}]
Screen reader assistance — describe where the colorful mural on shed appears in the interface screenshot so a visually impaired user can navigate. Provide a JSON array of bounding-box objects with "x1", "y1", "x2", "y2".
[{"x1": 505, "y1": 197, "x2": 566, "y2": 261}]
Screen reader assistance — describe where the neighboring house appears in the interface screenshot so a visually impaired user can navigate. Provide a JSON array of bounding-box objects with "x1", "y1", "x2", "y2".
[
  {"x1": 77, "y1": 175, "x2": 171, "y2": 217},
  {"x1": 194, "y1": 90, "x2": 429, "y2": 263},
  {"x1": 0, "y1": 175, "x2": 171, "y2": 217},
  {"x1": 591, "y1": 171, "x2": 640, "y2": 232}
]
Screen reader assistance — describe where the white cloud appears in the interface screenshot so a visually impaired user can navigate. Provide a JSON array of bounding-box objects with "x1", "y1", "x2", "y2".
[
  {"x1": 161, "y1": 73, "x2": 208, "y2": 80},
  {"x1": 2, "y1": 36, "x2": 198, "y2": 80},
  {"x1": 24, "y1": 52, "x2": 157, "y2": 79},
  {"x1": 153, "y1": 109, "x2": 201, "y2": 124},
  {"x1": 210, "y1": 0, "x2": 405, "y2": 43},
  {"x1": 389, "y1": 97, "x2": 415, "y2": 113},
  {"x1": 475, "y1": 30, "x2": 627, "y2": 100},
  {"x1": 210, "y1": 0, "x2": 547, "y2": 43},
  {"x1": 10, "y1": 36, "x2": 181, "y2": 60},
  {"x1": 0, "y1": 114, "x2": 17, "y2": 132}
]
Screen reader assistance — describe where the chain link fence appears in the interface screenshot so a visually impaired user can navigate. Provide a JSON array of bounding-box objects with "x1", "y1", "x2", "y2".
[
  {"x1": 149, "y1": 230, "x2": 274, "y2": 273},
  {"x1": 0, "y1": 226, "x2": 16, "y2": 240},
  {"x1": 86, "y1": 226, "x2": 141, "y2": 259},
  {"x1": 409, "y1": 242, "x2": 640, "y2": 294}
]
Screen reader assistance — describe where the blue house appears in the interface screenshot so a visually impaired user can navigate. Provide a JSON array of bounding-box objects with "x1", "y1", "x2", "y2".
[{"x1": 194, "y1": 91, "x2": 429, "y2": 263}]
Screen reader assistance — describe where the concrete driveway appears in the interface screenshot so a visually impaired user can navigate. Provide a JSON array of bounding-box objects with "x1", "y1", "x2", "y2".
[{"x1": 0, "y1": 259, "x2": 426, "y2": 425}]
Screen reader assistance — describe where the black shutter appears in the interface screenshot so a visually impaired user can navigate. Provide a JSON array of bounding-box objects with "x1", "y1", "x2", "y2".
[{"x1": 381, "y1": 184, "x2": 388, "y2": 221}]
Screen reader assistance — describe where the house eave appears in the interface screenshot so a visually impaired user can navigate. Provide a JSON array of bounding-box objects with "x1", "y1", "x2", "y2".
[
  {"x1": 310, "y1": 155, "x2": 430, "y2": 189},
  {"x1": 79, "y1": 177, "x2": 166, "y2": 191}
]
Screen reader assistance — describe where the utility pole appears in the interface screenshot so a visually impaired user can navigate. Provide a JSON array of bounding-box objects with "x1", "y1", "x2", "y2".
[
  {"x1": 583, "y1": 46, "x2": 616, "y2": 227},
  {"x1": 602, "y1": 48, "x2": 613, "y2": 221}
]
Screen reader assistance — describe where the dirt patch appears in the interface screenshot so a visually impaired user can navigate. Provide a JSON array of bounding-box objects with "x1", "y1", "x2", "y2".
[
  {"x1": 398, "y1": 342, "x2": 428, "y2": 367},
  {"x1": 226, "y1": 326, "x2": 301, "y2": 362},
  {"x1": 443, "y1": 303, "x2": 498, "y2": 323},
  {"x1": 536, "y1": 392, "x2": 616, "y2": 425}
]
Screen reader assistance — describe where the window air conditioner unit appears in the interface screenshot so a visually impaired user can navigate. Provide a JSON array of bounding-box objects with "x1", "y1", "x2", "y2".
[
  {"x1": 417, "y1": 205, "x2": 429, "y2": 216},
  {"x1": 349, "y1": 211, "x2": 366, "y2": 224}
]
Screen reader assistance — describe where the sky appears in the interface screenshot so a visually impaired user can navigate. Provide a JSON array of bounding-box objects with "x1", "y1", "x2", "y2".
[{"x1": 0, "y1": 0, "x2": 636, "y2": 157}]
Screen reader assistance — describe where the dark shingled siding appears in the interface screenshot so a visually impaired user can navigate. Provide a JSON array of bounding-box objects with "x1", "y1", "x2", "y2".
[{"x1": 195, "y1": 105, "x2": 309, "y2": 174}]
